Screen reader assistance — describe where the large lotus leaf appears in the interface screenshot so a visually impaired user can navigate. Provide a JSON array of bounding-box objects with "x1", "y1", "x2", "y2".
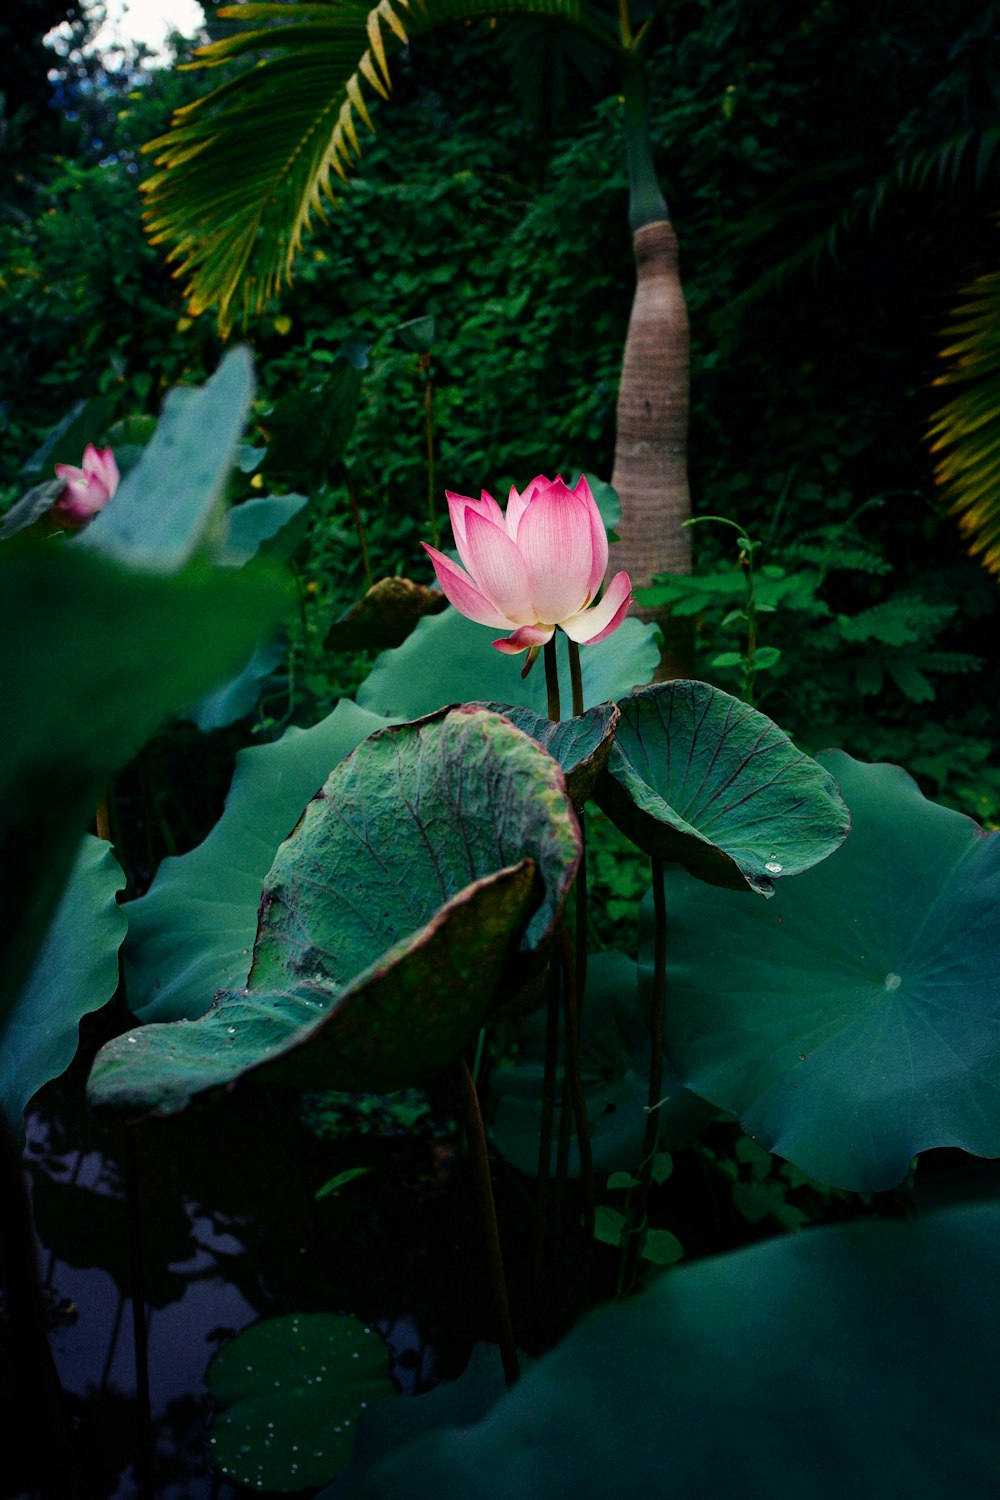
[
  {"x1": 90, "y1": 709, "x2": 581, "y2": 1116},
  {"x1": 345, "y1": 1201, "x2": 1000, "y2": 1500},
  {"x1": 125, "y1": 699, "x2": 390, "y2": 1024},
  {"x1": 0, "y1": 540, "x2": 288, "y2": 1039},
  {"x1": 1, "y1": 836, "x2": 126, "y2": 1148},
  {"x1": 646, "y1": 752, "x2": 1000, "y2": 1191},
  {"x1": 599, "y1": 681, "x2": 850, "y2": 895},
  {"x1": 468, "y1": 702, "x2": 620, "y2": 805},
  {"x1": 490, "y1": 951, "x2": 715, "y2": 1178},
  {"x1": 357, "y1": 608, "x2": 658, "y2": 721},
  {"x1": 209, "y1": 1313, "x2": 395, "y2": 1493},
  {"x1": 320, "y1": 1344, "x2": 535, "y2": 1499},
  {"x1": 77, "y1": 348, "x2": 255, "y2": 572}
]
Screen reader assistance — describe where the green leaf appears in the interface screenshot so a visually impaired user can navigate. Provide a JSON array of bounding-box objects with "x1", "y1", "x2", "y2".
[
  {"x1": 752, "y1": 645, "x2": 782, "y2": 670},
  {"x1": 593, "y1": 1205, "x2": 627, "y2": 1247},
  {"x1": 89, "y1": 708, "x2": 580, "y2": 1116},
  {"x1": 209, "y1": 1313, "x2": 395, "y2": 1492},
  {"x1": 358, "y1": 608, "x2": 658, "y2": 721},
  {"x1": 263, "y1": 364, "x2": 363, "y2": 480},
  {"x1": 124, "y1": 698, "x2": 390, "y2": 1024},
  {"x1": 139, "y1": 0, "x2": 599, "y2": 332},
  {"x1": 182, "y1": 492, "x2": 310, "y2": 730},
  {"x1": 317, "y1": 1343, "x2": 532, "y2": 1499},
  {"x1": 343, "y1": 1203, "x2": 1000, "y2": 1500},
  {"x1": 650, "y1": 753, "x2": 1000, "y2": 1191},
  {"x1": 606, "y1": 1171, "x2": 638, "y2": 1191},
  {"x1": 640, "y1": 1228, "x2": 683, "y2": 1265},
  {"x1": 598, "y1": 681, "x2": 851, "y2": 895},
  {"x1": 0, "y1": 539, "x2": 288, "y2": 1040},
  {"x1": 77, "y1": 348, "x2": 256, "y2": 572},
  {"x1": 710, "y1": 651, "x2": 745, "y2": 668},
  {"x1": 180, "y1": 636, "x2": 288, "y2": 732},
  {"x1": 490, "y1": 951, "x2": 715, "y2": 1178},
  {"x1": 1, "y1": 837, "x2": 126, "y2": 1149},
  {"x1": 315, "y1": 1166, "x2": 372, "y2": 1199},
  {"x1": 17, "y1": 395, "x2": 116, "y2": 484},
  {"x1": 218, "y1": 492, "x2": 311, "y2": 566},
  {"x1": 468, "y1": 701, "x2": 619, "y2": 805}
]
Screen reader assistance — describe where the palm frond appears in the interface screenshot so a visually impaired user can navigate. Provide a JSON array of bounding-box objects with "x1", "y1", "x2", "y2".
[
  {"x1": 141, "y1": 0, "x2": 606, "y2": 332},
  {"x1": 929, "y1": 258, "x2": 1000, "y2": 576}
]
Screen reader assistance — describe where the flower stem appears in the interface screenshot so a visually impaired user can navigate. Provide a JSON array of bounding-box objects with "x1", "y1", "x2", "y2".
[
  {"x1": 456, "y1": 1059, "x2": 519, "y2": 1388},
  {"x1": 567, "y1": 639, "x2": 584, "y2": 719},
  {"x1": 544, "y1": 637, "x2": 561, "y2": 722}
]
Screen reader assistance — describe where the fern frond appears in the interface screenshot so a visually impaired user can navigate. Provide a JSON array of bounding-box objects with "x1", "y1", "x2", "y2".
[
  {"x1": 140, "y1": 0, "x2": 606, "y2": 333},
  {"x1": 929, "y1": 255, "x2": 1000, "y2": 576}
]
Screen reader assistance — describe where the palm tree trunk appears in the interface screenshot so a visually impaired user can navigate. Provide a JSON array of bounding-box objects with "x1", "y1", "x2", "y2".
[{"x1": 610, "y1": 65, "x2": 693, "y2": 679}]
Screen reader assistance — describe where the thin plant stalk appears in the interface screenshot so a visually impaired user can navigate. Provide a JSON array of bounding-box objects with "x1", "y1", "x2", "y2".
[
  {"x1": 621, "y1": 855, "x2": 667, "y2": 1290},
  {"x1": 544, "y1": 637, "x2": 561, "y2": 722},
  {"x1": 343, "y1": 465, "x2": 373, "y2": 590},
  {"x1": 456, "y1": 1060, "x2": 519, "y2": 1388},
  {"x1": 421, "y1": 354, "x2": 438, "y2": 547},
  {"x1": 566, "y1": 640, "x2": 588, "y2": 1001},
  {"x1": 567, "y1": 639, "x2": 585, "y2": 719}
]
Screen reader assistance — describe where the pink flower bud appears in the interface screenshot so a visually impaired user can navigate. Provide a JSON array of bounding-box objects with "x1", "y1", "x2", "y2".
[{"x1": 53, "y1": 444, "x2": 120, "y2": 524}]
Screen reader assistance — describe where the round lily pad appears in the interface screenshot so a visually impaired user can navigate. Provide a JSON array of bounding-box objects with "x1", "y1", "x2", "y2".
[
  {"x1": 89, "y1": 708, "x2": 580, "y2": 1117},
  {"x1": 599, "y1": 681, "x2": 850, "y2": 894},
  {"x1": 650, "y1": 752, "x2": 1000, "y2": 1190},
  {"x1": 209, "y1": 1312, "x2": 395, "y2": 1492}
]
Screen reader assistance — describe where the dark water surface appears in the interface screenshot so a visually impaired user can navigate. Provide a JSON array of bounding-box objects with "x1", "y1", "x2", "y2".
[{"x1": 18, "y1": 1031, "x2": 477, "y2": 1500}]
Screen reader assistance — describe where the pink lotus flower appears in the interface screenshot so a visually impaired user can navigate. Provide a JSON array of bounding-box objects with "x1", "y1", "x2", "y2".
[
  {"x1": 53, "y1": 444, "x2": 120, "y2": 524},
  {"x1": 422, "y1": 474, "x2": 632, "y2": 668}
]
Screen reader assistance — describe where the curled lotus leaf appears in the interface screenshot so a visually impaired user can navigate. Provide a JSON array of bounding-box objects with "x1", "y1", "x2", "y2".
[
  {"x1": 599, "y1": 681, "x2": 850, "y2": 895},
  {"x1": 468, "y1": 701, "x2": 620, "y2": 805},
  {"x1": 88, "y1": 708, "x2": 580, "y2": 1118}
]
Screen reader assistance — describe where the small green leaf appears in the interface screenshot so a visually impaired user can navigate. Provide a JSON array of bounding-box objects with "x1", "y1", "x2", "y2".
[
  {"x1": 315, "y1": 1166, "x2": 372, "y2": 1200},
  {"x1": 650, "y1": 1151, "x2": 673, "y2": 1184},
  {"x1": 606, "y1": 1171, "x2": 638, "y2": 1192},
  {"x1": 594, "y1": 1206, "x2": 627, "y2": 1247},
  {"x1": 711, "y1": 651, "x2": 745, "y2": 668},
  {"x1": 752, "y1": 646, "x2": 782, "y2": 670},
  {"x1": 640, "y1": 1229, "x2": 684, "y2": 1266}
]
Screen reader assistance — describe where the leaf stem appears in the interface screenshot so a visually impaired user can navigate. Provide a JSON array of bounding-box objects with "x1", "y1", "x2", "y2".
[
  {"x1": 456, "y1": 1059, "x2": 519, "y2": 1388},
  {"x1": 422, "y1": 355, "x2": 438, "y2": 547}
]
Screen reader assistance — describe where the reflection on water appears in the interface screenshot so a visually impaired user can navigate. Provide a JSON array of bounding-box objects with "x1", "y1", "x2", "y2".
[{"x1": 20, "y1": 1048, "x2": 471, "y2": 1500}]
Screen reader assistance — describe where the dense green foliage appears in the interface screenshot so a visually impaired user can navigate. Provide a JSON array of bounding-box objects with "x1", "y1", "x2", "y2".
[{"x1": 2, "y1": 0, "x2": 997, "y2": 802}]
